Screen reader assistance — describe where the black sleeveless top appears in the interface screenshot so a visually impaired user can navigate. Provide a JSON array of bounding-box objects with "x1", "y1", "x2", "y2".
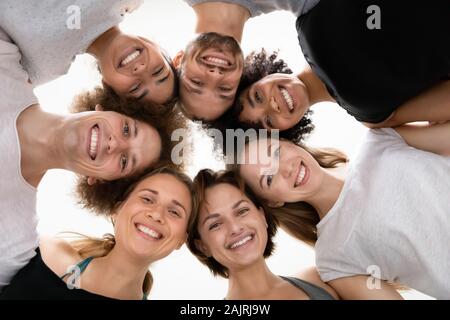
[
  {"x1": 280, "y1": 276, "x2": 335, "y2": 300},
  {"x1": 0, "y1": 249, "x2": 114, "y2": 300},
  {"x1": 296, "y1": 0, "x2": 450, "y2": 123}
]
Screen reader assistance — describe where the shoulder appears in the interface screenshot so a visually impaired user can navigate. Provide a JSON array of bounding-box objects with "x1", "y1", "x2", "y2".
[
  {"x1": 40, "y1": 236, "x2": 82, "y2": 277},
  {"x1": 296, "y1": 266, "x2": 340, "y2": 299}
]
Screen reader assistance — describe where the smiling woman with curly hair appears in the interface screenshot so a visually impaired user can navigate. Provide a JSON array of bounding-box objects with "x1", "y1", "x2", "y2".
[{"x1": 199, "y1": 49, "x2": 318, "y2": 155}]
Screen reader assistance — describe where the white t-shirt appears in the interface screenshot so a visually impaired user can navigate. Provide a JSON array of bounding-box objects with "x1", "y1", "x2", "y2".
[
  {"x1": 0, "y1": 29, "x2": 40, "y2": 291},
  {"x1": 184, "y1": 0, "x2": 320, "y2": 18},
  {"x1": 315, "y1": 128, "x2": 450, "y2": 299},
  {"x1": 0, "y1": 0, "x2": 142, "y2": 85}
]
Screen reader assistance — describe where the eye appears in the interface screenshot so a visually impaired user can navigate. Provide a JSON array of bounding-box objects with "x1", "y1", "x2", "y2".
[
  {"x1": 130, "y1": 83, "x2": 140, "y2": 94},
  {"x1": 191, "y1": 79, "x2": 203, "y2": 86},
  {"x1": 153, "y1": 66, "x2": 164, "y2": 76},
  {"x1": 266, "y1": 175, "x2": 273, "y2": 187},
  {"x1": 237, "y1": 207, "x2": 249, "y2": 216},
  {"x1": 141, "y1": 196, "x2": 154, "y2": 204},
  {"x1": 255, "y1": 90, "x2": 263, "y2": 103},
  {"x1": 219, "y1": 86, "x2": 232, "y2": 92},
  {"x1": 265, "y1": 115, "x2": 273, "y2": 128},
  {"x1": 274, "y1": 147, "x2": 280, "y2": 159},
  {"x1": 123, "y1": 122, "x2": 130, "y2": 137},
  {"x1": 208, "y1": 222, "x2": 221, "y2": 231},
  {"x1": 169, "y1": 209, "x2": 181, "y2": 217},
  {"x1": 120, "y1": 154, "x2": 128, "y2": 171}
]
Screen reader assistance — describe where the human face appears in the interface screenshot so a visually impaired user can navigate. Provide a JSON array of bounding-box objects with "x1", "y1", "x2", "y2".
[
  {"x1": 196, "y1": 183, "x2": 268, "y2": 272},
  {"x1": 113, "y1": 173, "x2": 192, "y2": 261},
  {"x1": 238, "y1": 74, "x2": 310, "y2": 131},
  {"x1": 98, "y1": 35, "x2": 175, "y2": 105},
  {"x1": 239, "y1": 139, "x2": 323, "y2": 204},
  {"x1": 60, "y1": 110, "x2": 161, "y2": 181},
  {"x1": 178, "y1": 33, "x2": 244, "y2": 121}
]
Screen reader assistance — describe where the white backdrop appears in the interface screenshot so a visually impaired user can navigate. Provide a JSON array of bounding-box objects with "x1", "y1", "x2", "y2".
[{"x1": 34, "y1": 0, "x2": 431, "y2": 300}]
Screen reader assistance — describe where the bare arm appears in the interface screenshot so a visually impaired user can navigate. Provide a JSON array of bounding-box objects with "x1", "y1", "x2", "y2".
[
  {"x1": 328, "y1": 275, "x2": 403, "y2": 300},
  {"x1": 363, "y1": 80, "x2": 450, "y2": 128},
  {"x1": 394, "y1": 122, "x2": 450, "y2": 156}
]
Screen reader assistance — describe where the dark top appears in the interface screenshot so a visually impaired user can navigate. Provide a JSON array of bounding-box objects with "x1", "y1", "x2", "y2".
[
  {"x1": 296, "y1": 0, "x2": 450, "y2": 123},
  {"x1": 280, "y1": 276, "x2": 335, "y2": 300},
  {"x1": 0, "y1": 249, "x2": 115, "y2": 300}
]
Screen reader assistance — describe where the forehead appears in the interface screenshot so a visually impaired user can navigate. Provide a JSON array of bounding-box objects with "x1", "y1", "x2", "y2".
[
  {"x1": 201, "y1": 183, "x2": 244, "y2": 212},
  {"x1": 179, "y1": 86, "x2": 230, "y2": 120}
]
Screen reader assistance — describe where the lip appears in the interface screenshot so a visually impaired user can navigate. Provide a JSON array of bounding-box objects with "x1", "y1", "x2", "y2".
[
  {"x1": 199, "y1": 49, "x2": 235, "y2": 70},
  {"x1": 134, "y1": 222, "x2": 164, "y2": 242},
  {"x1": 87, "y1": 124, "x2": 101, "y2": 161},
  {"x1": 278, "y1": 85, "x2": 296, "y2": 114},
  {"x1": 226, "y1": 232, "x2": 255, "y2": 251},
  {"x1": 293, "y1": 160, "x2": 309, "y2": 188},
  {"x1": 117, "y1": 46, "x2": 144, "y2": 69}
]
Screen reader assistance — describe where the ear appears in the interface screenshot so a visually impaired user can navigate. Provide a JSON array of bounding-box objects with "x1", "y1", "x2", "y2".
[
  {"x1": 87, "y1": 177, "x2": 98, "y2": 185},
  {"x1": 172, "y1": 50, "x2": 184, "y2": 70},
  {"x1": 95, "y1": 104, "x2": 103, "y2": 112},
  {"x1": 194, "y1": 239, "x2": 211, "y2": 257},
  {"x1": 267, "y1": 200, "x2": 284, "y2": 208}
]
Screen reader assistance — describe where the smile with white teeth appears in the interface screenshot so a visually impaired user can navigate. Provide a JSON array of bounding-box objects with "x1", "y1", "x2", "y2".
[
  {"x1": 294, "y1": 163, "x2": 306, "y2": 187},
  {"x1": 204, "y1": 56, "x2": 230, "y2": 67},
  {"x1": 137, "y1": 224, "x2": 162, "y2": 239},
  {"x1": 89, "y1": 125, "x2": 99, "y2": 160},
  {"x1": 280, "y1": 88, "x2": 294, "y2": 112},
  {"x1": 229, "y1": 235, "x2": 253, "y2": 249},
  {"x1": 120, "y1": 49, "x2": 141, "y2": 67}
]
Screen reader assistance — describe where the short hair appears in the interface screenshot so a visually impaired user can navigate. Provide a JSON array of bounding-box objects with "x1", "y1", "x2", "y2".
[{"x1": 187, "y1": 169, "x2": 278, "y2": 278}]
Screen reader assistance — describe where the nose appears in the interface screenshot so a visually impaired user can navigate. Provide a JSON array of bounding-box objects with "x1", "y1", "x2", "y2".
[
  {"x1": 146, "y1": 207, "x2": 165, "y2": 224},
  {"x1": 228, "y1": 219, "x2": 244, "y2": 237},
  {"x1": 132, "y1": 62, "x2": 145, "y2": 75},
  {"x1": 269, "y1": 97, "x2": 281, "y2": 113},
  {"x1": 280, "y1": 161, "x2": 293, "y2": 179},
  {"x1": 206, "y1": 66, "x2": 224, "y2": 78},
  {"x1": 107, "y1": 135, "x2": 127, "y2": 154}
]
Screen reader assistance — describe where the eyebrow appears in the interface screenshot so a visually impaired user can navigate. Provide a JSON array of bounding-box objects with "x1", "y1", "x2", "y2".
[
  {"x1": 183, "y1": 79, "x2": 202, "y2": 95},
  {"x1": 137, "y1": 89, "x2": 149, "y2": 101},
  {"x1": 219, "y1": 94, "x2": 234, "y2": 101},
  {"x1": 156, "y1": 71, "x2": 170, "y2": 85},
  {"x1": 246, "y1": 89, "x2": 254, "y2": 108}
]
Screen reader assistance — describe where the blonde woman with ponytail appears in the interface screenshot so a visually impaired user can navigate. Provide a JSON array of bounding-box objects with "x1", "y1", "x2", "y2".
[
  {"x1": 0, "y1": 167, "x2": 194, "y2": 300},
  {"x1": 237, "y1": 122, "x2": 450, "y2": 300}
]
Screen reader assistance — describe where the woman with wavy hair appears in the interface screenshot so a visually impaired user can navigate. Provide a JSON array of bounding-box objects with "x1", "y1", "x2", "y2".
[
  {"x1": 236, "y1": 122, "x2": 450, "y2": 299},
  {"x1": 0, "y1": 167, "x2": 194, "y2": 300},
  {"x1": 187, "y1": 169, "x2": 338, "y2": 300}
]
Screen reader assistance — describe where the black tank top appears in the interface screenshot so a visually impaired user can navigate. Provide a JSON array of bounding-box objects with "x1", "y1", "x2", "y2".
[
  {"x1": 280, "y1": 276, "x2": 335, "y2": 300},
  {"x1": 0, "y1": 249, "x2": 114, "y2": 300},
  {"x1": 296, "y1": 0, "x2": 450, "y2": 123}
]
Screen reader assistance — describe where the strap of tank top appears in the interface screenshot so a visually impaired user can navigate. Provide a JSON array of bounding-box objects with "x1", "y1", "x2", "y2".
[{"x1": 60, "y1": 256, "x2": 94, "y2": 280}]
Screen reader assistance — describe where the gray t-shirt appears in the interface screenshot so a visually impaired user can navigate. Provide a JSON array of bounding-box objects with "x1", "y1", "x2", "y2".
[
  {"x1": 0, "y1": 28, "x2": 40, "y2": 291},
  {"x1": 184, "y1": 0, "x2": 320, "y2": 18},
  {"x1": 315, "y1": 128, "x2": 450, "y2": 299},
  {"x1": 0, "y1": 0, "x2": 142, "y2": 85}
]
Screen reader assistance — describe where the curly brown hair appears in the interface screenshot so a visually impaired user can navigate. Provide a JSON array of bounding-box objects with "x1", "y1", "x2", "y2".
[
  {"x1": 187, "y1": 169, "x2": 278, "y2": 279},
  {"x1": 71, "y1": 86, "x2": 188, "y2": 215},
  {"x1": 200, "y1": 49, "x2": 315, "y2": 154}
]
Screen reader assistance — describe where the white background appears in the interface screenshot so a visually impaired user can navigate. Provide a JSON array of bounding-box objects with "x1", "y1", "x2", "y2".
[{"x1": 34, "y1": 0, "x2": 431, "y2": 299}]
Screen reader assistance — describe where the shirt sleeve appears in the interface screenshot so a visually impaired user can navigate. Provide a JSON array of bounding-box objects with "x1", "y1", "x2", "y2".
[{"x1": 0, "y1": 27, "x2": 38, "y2": 112}]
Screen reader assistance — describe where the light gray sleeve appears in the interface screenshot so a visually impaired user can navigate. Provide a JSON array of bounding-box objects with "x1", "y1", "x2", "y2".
[{"x1": 0, "y1": 27, "x2": 38, "y2": 111}]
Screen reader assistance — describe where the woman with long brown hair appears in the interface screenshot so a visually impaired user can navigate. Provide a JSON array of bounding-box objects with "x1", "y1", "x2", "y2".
[
  {"x1": 237, "y1": 122, "x2": 450, "y2": 299},
  {"x1": 0, "y1": 167, "x2": 194, "y2": 300}
]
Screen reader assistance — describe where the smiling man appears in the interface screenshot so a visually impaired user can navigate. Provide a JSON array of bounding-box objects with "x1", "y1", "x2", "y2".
[{"x1": 176, "y1": 0, "x2": 321, "y2": 121}]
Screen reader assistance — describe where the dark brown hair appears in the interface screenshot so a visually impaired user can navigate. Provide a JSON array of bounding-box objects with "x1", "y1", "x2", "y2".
[
  {"x1": 71, "y1": 86, "x2": 188, "y2": 215},
  {"x1": 187, "y1": 169, "x2": 277, "y2": 278}
]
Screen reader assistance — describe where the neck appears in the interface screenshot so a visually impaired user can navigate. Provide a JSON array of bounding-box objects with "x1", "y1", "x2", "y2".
[
  {"x1": 226, "y1": 259, "x2": 281, "y2": 299},
  {"x1": 85, "y1": 246, "x2": 149, "y2": 300},
  {"x1": 17, "y1": 105, "x2": 67, "y2": 187},
  {"x1": 298, "y1": 66, "x2": 335, "y2": 105},
  {"x1": 307, "y1": 168, "x2": 345, "y2": 220},
  {"x1": 87, "y1": 26, "x2": 122, "y2": 58},
  {"x1": 193, "y1": 3, "x2": 250, "y2": 42}
]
